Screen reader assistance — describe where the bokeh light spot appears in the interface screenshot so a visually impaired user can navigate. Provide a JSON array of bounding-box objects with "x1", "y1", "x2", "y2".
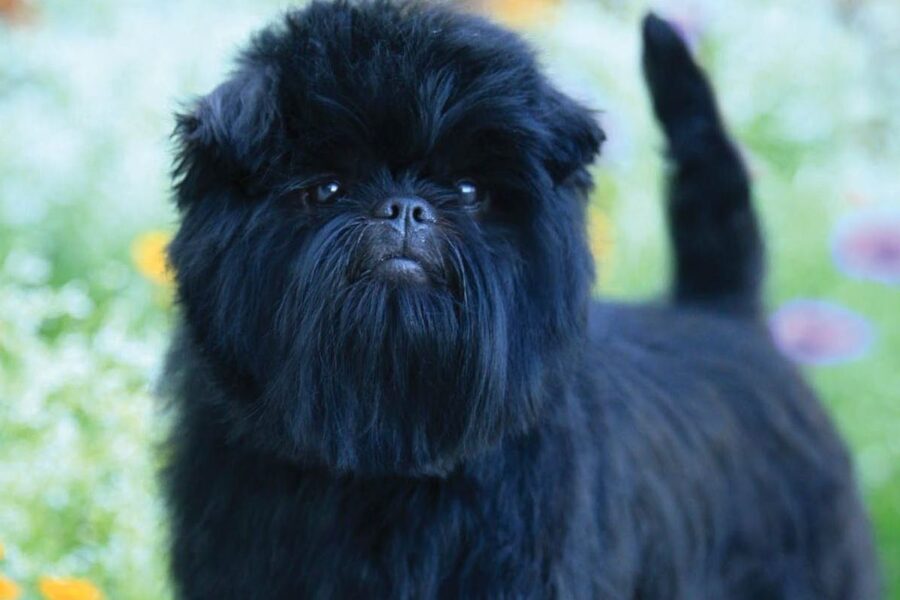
[
  {"x1": 833, "y1": 208, "x2": 900, "y2": 285},
  {"x1": 770, "y1": 299, "x2": 874, "y2": 366}
]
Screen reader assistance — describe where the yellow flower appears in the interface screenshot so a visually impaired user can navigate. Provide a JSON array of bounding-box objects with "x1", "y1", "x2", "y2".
[
  {"x1": 0, "y1": 575, "x2": 21, "y2": 600},
  {"x1": 131, "y1": 230, "x2": 174, "y2": 285},
  {"x1": 479, "y1": 0, "x2": 560, "y2": 28},
  {"x1": 38, "y1": 577, "x2": 103, "y2": 600},
  {"x1": 587, "y1": 206, "x2": 614, "y2": 266}
]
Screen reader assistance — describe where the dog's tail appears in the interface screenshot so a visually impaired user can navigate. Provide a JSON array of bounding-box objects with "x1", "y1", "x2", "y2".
[{"x1": 642, "y1": 14, "x2": 763, "y2": 314}]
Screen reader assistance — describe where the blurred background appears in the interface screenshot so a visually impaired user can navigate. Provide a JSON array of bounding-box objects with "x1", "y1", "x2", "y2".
[{"x1": 1, "y1": 0, "x2": 898, "y2": 598}]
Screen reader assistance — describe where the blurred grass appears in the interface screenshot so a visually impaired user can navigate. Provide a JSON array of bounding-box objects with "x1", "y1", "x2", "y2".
[{"x1": 1, "y1": 0, "x2": 898, "y2": 598}]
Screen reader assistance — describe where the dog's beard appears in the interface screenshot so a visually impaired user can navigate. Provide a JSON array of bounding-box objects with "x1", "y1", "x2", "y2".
[
  {"x1": 207, "y1": 210, "x2": 540, "y2": 475},
  {"x1": 171, "y1": 179, "x2": 594, "y2": 476}
]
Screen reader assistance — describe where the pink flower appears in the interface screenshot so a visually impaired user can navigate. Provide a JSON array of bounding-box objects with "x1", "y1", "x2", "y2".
[
  {"x1": 769, "y1": 299, "x2": 873, "y2": 366},
  {"x1": 832, "y1": 208, "x2": 900, "y2": 285}
]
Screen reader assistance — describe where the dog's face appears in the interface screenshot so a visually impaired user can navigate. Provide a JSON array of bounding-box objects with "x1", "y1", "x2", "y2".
[{"x1": 169, "y1": 1, "x2": 603, "y2": 475}]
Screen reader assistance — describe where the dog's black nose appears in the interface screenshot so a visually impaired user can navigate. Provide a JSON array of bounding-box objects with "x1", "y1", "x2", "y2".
[{"x1": 372, "y1": 197, "x2": 437, "y2": 228}]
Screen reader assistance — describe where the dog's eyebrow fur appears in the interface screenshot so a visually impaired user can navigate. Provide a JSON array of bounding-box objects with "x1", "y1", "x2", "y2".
[{"x1": 172, "y1": 0, "x2": 602, "y2": 201}]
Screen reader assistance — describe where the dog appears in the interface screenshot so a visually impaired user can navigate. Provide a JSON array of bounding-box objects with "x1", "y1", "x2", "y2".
[{"x1": 162, "y1": 2, "x2": 879, "y2": 597}]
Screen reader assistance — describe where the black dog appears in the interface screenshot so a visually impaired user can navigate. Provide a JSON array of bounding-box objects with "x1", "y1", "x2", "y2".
[{"x1": 162, "y1": 2, "x2": 879, "y2": 597}]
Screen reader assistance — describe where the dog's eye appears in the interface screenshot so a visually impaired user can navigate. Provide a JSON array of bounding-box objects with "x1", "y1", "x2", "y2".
[
  {"x1": 314, "y1": 181, "x2": 342, "y2": 205},
  {"x1": 456, "y1": 180, "x2": 482, "y2": 208}
]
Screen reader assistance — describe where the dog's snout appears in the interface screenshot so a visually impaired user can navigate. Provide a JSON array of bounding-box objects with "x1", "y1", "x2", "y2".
[{"x1": 373, "y1": 197, "x2": 437, "y2": 227}]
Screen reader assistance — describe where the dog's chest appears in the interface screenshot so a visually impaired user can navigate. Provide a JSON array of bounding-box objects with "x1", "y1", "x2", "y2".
[
  {"x1": 273, "y1": 468, "x2": 575, "y2": 598},
  {"x1": 171, "y1": 411, "x2": 602, "y2": 598}
]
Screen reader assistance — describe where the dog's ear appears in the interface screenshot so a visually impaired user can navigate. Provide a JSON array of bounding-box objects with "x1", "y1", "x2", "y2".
[
  {"x1": 173, "y1": 64, "x2": 280, "y2": 206},
  {"x1": 540, "y1": 87, "x2": 605, "y2": 184}
]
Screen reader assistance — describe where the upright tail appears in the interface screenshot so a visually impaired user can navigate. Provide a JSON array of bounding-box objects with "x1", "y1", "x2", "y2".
[{"x1": 641, "y1": 14, "x2": 763, "y2": 314}]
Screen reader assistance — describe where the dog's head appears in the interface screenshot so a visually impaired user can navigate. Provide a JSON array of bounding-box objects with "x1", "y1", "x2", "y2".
[{"x1": 169, "y1": 0, "x2": 603, "y2": 475}]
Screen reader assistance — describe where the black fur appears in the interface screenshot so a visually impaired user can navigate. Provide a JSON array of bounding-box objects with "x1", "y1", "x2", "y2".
[
  {"x1": 162, "y1": 4, "x2": 879, "y2": 598},
  {"x1": 641, "y1": 14, "x2": 762, "y2": 313}
]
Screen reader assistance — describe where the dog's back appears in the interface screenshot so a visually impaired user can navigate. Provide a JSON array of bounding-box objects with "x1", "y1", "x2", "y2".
[
  {"x1": 584, "y1": 15, "x2": 879, "y2": 599},
  {"x1": 586, "y1": 302, "x2": 878, "y2": 598}
]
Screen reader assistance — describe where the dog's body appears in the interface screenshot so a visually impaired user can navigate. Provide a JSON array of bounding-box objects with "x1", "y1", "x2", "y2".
[
  {"x1": 163, "y1": 3, "x2": 878, "y2": 598},
  {"x1": 165, "y1": 303, "x2": 876, "y2": 599}
]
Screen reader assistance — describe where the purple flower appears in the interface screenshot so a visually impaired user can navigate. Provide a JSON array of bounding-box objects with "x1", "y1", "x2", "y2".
[
  {"x1": 832, "y1": 208, "x2": 900, "y2": 285},
  {"x1": 769, "y1": 299, "x2": 874, "y2": 366}
]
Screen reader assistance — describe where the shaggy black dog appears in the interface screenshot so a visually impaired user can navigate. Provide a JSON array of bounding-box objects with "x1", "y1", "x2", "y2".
[{"x1": 162, "y1": 2, "x2": 879, "y2": 598}]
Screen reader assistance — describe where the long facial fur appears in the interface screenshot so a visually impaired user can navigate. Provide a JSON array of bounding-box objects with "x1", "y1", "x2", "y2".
[{"x1": 167, "y1": 0, "x2": 603, "y2": 475}]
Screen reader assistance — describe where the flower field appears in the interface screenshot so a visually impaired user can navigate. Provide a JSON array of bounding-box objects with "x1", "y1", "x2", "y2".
[{"x1": 1, "y1": 0, "x2": 898, "y2": 598}]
